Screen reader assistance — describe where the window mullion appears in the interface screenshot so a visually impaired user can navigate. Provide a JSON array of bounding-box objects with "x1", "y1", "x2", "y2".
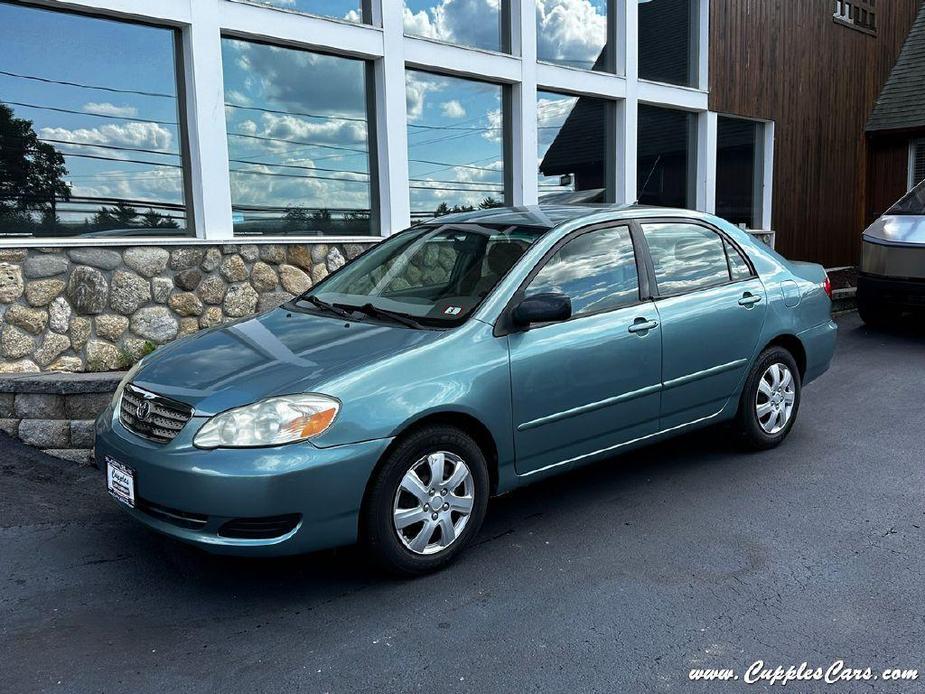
[
  {"x1": 509, "y1": 0, "x2": 537, "y2": 206},
  {"x1": 184, "y1": 0, "x2": 234, "y2": 240},
  {"x1": 377, "y1": 0, "x2": 410, "y2": 235}
]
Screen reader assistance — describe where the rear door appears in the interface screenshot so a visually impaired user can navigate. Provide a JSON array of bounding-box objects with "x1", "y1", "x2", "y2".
[
  {"x1": 507, "y1": 224, "x2": 662, "y2": 475},
  {"x1": 638, "y1": 220, "x2": 767, "y2": 429}
]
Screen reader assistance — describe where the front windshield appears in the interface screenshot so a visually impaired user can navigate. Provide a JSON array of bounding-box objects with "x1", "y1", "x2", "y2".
[
  {"x1": 304, "y1": 223, "x2": 548, "y2": 326},
  {"x1": 888, "y1": 179, "x2": 925, "y2": 215}
]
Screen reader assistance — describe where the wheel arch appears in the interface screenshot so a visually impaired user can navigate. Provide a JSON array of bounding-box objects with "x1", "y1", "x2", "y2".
[
  {"x1": 762, "y1": 333, "x2": 807, "y2": 379},
  {"x1": 359, "y1": 410, "x2": 501, "y2": 528}
]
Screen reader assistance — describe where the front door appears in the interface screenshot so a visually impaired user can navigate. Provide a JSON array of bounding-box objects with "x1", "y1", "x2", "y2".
[
  {"x1": 508, "y1": 225, "x2": 663, "y2": 476},
  {"x1": 639, "y1": 221, "x2": 768, "y2": 428}
]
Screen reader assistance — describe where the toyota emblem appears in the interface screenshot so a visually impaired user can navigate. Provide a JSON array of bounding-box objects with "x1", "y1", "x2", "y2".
[{"x1": 136, "y1": 400, "x2": 152, "y2": 422}]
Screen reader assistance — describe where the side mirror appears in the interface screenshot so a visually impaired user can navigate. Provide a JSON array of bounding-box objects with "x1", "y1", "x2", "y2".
[{"x1": 511, "y1": 292, "x2": 571, "y2": 327}]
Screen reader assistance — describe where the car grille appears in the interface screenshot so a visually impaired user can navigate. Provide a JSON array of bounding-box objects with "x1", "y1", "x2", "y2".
[
  {"x1": 137, "y1": 498, "x2": 208, "y2": 530},
  {"x1": 120, "y1": 384, "x2": 193, "y2": 444},
  {"x1": 218, "y1": 514, "x2": 302, "y2": 540}
]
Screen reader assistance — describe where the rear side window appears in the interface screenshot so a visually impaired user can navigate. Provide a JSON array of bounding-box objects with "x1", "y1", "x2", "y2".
[
  {"x1": 642, "y1": 222, "x2": 732, "y2": 295},
  {"x1": 525, "y1": 226, "x2": 639, "y2": 317}
]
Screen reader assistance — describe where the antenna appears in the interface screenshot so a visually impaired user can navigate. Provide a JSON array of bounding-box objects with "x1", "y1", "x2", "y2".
[{"x1": 634, "y1": 154, "x2": 661, "y2": 206}]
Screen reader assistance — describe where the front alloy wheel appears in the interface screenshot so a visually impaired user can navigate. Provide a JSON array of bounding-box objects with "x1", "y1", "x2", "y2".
[
  {"x1": 363, "y1": 425, "x2": 489, "y2": 575},
  {"x1": 393, "y1": 451, "x2": 475, "y2": 554}
]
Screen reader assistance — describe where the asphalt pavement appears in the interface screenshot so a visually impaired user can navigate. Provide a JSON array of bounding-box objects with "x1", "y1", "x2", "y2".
[{"x1": 1, "y1": 312, "x2": 923, "y2": 693}]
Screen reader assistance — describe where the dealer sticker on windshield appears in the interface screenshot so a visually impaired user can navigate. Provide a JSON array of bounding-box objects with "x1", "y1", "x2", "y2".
[
  {"x1": 444, "y1": 306, "x2": 462, "y2": 315},
  {"x1": 106, "y1": 456, "x2": 136, "y2": 508}
]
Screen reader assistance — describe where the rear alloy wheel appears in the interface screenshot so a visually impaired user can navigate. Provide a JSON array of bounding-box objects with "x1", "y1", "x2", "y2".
[
  {"x1": 755, "y1": 363, "x2": 796, "y2": 435},
  {"x1": 735, "y1": 347, "x2": 801, "y2": 450},
  {"x1": 362, "y1": 425, "x2": 489, "y2": 575}
]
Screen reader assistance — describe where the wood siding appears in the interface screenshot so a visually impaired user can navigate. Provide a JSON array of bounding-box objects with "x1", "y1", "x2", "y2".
[
  {"x1": 710, "y1": 0, "x2": 920, "y2": 266},
  {"x1": 867, "y1": 132, "x2": 915, "y2": 224}
]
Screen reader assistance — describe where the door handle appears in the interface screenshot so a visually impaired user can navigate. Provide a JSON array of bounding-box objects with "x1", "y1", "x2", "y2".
[
  {"x1": 738, "y1": 293, "x2": 762, "y2": 307},
  {"x1": 628, "y1": 318, "x2": 659, "y2": 334}
]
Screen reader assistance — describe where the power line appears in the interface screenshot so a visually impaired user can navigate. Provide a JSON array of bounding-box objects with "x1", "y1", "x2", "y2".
[
  {"x1": 224, "y1": 101, "x2": 367, "y2": 123},
  {"x1": 0, "y1": 100, "x2": 177, "y2": 126},
  {"x1": 227, "y1": 131, "x2": 369, "y2": 155},
  {"x1": 0, "y1": 69, "x2": 174, "y2": 98},
  {"x1": 58, "y1": 151, "x2": 183, "y2": 168},
  {"x1": 230, "y1": 159, "x2": 370, "y2": 177},
  {"x1": 408, "y1": 122, "x2": 502, "y2": 132},
  {"x1": 38, "y1": 137, "x2": 179, "y2": 157},
  {"x1": 229, "y1": 168, "x2": 370, "y2": 184}
]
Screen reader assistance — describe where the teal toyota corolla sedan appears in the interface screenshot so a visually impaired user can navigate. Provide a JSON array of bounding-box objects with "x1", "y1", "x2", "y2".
[{"x1": 96, "y1": 206, "x2": 837, "y2": 574}]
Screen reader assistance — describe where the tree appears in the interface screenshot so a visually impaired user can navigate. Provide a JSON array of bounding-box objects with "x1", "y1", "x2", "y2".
[
  {"x1": 479, "y1": 196, "x2": 502, "y2": 209},
  {"x1": 0, "y1": 104, "x2": 70, "y2": 230}
]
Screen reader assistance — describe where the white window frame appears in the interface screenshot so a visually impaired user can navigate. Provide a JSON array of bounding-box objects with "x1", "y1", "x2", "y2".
[
  {"x1": 2, "y1": 0, "x2": 754, "y2": 248},
  {"x1": 907, "y1": 138, "x2": 925, "y2": 191}
]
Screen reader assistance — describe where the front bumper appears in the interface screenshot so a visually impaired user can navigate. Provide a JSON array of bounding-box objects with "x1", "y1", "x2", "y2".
[
  {"x1": 857, "y1": 272, "x2": 925, "y2": 310},
  {"x1": 95, "y1": 404, "x2": 392, "y2": 556}
]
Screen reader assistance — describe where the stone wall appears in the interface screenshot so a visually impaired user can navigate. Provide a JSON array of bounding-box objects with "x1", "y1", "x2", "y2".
[
  {"x1": 0, "y1": 242, "x2": 371, "y2": 374},
  {"x1": 0, "y1": 372, "x2": 120, "y2": 464}
]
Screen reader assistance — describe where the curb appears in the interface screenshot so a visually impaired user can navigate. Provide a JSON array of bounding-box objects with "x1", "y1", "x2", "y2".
[{"x1": 832, "y1": 287, "x2": 857, "y2": 314}]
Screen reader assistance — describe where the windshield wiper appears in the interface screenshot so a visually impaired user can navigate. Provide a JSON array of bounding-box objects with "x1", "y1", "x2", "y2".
[
  {"x1": 347, "y1": 303, "x2": 423, "y2": 329},
  {"x1": 297, "y1": 294, "x2": 352, "y2": 318}
]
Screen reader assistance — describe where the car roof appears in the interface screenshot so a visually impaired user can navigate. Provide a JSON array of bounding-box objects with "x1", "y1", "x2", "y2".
[{"x1": 425, "y1": 204, "x2": 713, "y2": 229}]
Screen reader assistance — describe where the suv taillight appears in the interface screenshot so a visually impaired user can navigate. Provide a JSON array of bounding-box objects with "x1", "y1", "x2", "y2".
[{"x1": 823, "y1": 274, "x2": 832, "y2": 299}]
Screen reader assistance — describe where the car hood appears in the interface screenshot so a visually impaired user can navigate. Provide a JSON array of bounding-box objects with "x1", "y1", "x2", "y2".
[{"x1": 132, "y1": 307, "x2": 442, "y2": 414}]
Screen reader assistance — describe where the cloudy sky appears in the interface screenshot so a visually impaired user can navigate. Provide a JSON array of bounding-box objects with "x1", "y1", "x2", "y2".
[{"x1": 0, "y1": 0, "x2": 608, "y2": 230}]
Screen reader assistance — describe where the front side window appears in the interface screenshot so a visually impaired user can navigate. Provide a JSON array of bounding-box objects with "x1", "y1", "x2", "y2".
[
  {"x1": 642, "y1": 222, "x2": 732, "y2": 295},
  {"x1": 0, "y1": 2, "x2": 190, "y2": 238},
  {"x1": 221, "y1": 39, "x2": 375, "y2": 236},
  {"x1": 526, "y1": 226, "x2": 639, "y2": 316},
  {"x1": 405, "y1": 71, "x2": 506, "y2": 222},
  {"x1": 308, "y1": 224, "x2": 547, "y2": 326}
]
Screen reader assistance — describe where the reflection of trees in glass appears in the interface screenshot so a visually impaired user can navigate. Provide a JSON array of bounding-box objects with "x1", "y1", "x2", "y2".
[
  {"x1": 277, "y1": 206, "x2": 371, "y2": 235},
  {"x1": 141, "y1": 209, "x2": 180, "y2": 229},
  {"x1": 0, "y1": 104, "x2": 71, "y2": 231},
  {"x1": 432, "y1": 196, "x2": 502, "y2": 218},
  {"x1": 89, "y1": 202, "x2": 179, "y2": 231}
]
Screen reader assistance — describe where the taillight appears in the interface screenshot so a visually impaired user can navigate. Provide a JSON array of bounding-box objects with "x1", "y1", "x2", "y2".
[{"x1": 823, "y1": 274, "x2": 832, "y2": 299}]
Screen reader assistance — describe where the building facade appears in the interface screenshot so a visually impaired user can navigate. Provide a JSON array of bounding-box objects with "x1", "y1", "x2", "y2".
[
  {"x1": 866, "y1": 1, "x2": 925, "y2": 223},
  {"x1": 0, "y1": 0, "x2": 919, "y2": 379}
]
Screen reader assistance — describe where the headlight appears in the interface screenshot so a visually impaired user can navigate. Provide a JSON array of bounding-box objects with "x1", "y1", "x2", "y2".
[{"x1": 193, "y1": 394, "x2": 340, "y2": 449}]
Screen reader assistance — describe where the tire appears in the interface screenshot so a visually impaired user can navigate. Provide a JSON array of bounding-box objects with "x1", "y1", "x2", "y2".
[
  {"x1": 361, "y1": 425, "x2": 490, "y2": 576},
  {"x1": 735, "y1": 347, "x2": 802, "y2": 450},
  {"x1": 857, "y1": 297, "x2": 901, "y2": 328}
]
